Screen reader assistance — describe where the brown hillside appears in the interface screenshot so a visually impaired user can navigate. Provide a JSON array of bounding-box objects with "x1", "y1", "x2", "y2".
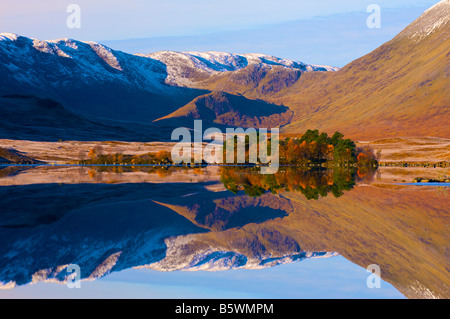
[
  {"x1": 186, "y1": 1, "x2": 449, "y2": 140},
  {"x1": 193, "y1": 64, "x2": 305, "y2": 98},
  {"x1": 277, "y1": 0, "x2": 450, "y2": 140}
]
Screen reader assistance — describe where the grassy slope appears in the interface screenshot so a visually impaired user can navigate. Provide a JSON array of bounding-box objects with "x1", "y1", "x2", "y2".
[
  {"x1": 276, "y1": 13, "x2": 450, "y2": 140},
  {"x1": 183, "y1": 4, "x2": 449, "y2": 141},
  {"x1": 193, "y1": 64, "x2": 304, "y2": 98}
]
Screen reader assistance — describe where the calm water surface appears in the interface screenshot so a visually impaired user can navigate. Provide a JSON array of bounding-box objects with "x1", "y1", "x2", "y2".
[{"x1": 0, "y1": 165, "x2": 448, "y2": 299}]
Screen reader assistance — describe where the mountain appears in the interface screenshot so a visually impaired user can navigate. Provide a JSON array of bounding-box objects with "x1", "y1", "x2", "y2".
[
  {"x1": 0, "y1": 34, "x2": 332, "y2": 134},
  {"x1": 160, "y1": 1, "x2": 448, "y2": 140},
  {"x1": 0, "y1": 182, "x2": 332, "y2": 287},
  {"x1": 276, "y1": 0, "x2": 450, "y2": 139},
  {"x1": 0, "y1": 33, "x2": 207, "y2": 124},
  {"x1": 146, "y1": 50, "x2": 337, "y2": 88},
  {"x1": 1, "y1": 1, "x2": 447, "y2": 141},
  {"x1": 167, "y1": 52, "x2": 338, "y2": 100}
]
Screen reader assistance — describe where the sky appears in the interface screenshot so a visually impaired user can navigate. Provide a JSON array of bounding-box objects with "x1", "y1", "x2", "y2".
[{"x1": 0, "y1": 0, "x2": 440, "y2": 66}]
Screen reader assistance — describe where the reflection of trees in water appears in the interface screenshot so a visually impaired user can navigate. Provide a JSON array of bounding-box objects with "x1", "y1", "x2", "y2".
[
  {"x1": 83, "y1": 165, "x2": 377, "y2": 200},
  {"x1": 220, "y1": 167, "x2": 377, "y2": 200},
  {"x1": 355, "y1": 166, "x2": 376, "y2": 184},
  {"x1": 85, "y1": 165, "x2": 177, "y2": 178}
]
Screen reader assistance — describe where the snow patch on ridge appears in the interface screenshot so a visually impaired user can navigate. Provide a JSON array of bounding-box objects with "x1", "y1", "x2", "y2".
[
  {"x1": 88, "y1": 42, "x2": 123, "y2": 71},
  {"x1": 406, "y1": 0, "x2": 449, "y2": 40},
  {"x1": 147, "y1": 50, "x2": 339, "y2": 86}
]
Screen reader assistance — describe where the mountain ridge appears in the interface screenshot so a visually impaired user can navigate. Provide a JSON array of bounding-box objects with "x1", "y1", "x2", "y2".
[{"x1": 0, "y1": 32, "x2": 332, "y2": 130}]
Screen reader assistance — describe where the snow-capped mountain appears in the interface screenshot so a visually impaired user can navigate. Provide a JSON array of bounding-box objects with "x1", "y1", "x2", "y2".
[
  {"x1": 0, "y1": 33, "x2": 168, "y2": 92},
  {"x1": 0, "y1": 32, "x2": 336, "y2": 126},
  {"x1": 0, "y1": 32, "x2": 335, "y2": 93},
  {"x1": 146, "y1": 50, "x2": 337, "y2": 86},
  {"x1": 398, "y1": 0, "x2": 449, "y2": 40},
  {"x1": 0, "y1": 33, "x2": 205, "y2": 124}
]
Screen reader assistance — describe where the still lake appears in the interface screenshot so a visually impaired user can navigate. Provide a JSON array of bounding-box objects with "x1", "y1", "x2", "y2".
[{"x1": 0, "y1": 165, "x2": 448, "y2": 299}]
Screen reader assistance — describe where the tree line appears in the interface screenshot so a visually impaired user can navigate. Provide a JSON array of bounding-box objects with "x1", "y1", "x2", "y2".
[
  {"x1": 280, "y1": 130, "x2": 378, "y2": 165},
  {"x1": 79, "y1": 130, "x2": 378, "y2": 167}
]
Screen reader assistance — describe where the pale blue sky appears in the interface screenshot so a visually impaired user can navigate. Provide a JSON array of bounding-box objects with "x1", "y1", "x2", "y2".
[{"x1": 0, "y1": 0, "x2": 440, "y2": 66}]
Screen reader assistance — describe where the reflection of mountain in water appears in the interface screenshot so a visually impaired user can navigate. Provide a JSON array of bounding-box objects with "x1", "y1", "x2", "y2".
[
  {"x1": 153, "y1": 179, "x2": 449, "y2": 299},
  {"x1": 0, "y1": 168, "x2": 448, "y2": 299},
  {"x1": 0, "y1": 184, "x2": 208, "y2": 287},
  {"x1": 0, "y1": 182, "x2": 334, "y2": 289},
  {"x1": 154, "y1": 192, "x2": 294, "y2": 231}
]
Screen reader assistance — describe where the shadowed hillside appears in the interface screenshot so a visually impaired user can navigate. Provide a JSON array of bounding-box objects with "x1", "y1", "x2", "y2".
[
  {"x1": 0, "y1": 95, "x2": 174, "y2": 141},
  {"x1": 155, "y1": 91, "x2": 293, "y2": 128},
  {"x1": 0, "y1": 146, "x2": 42, "y2": 164}
]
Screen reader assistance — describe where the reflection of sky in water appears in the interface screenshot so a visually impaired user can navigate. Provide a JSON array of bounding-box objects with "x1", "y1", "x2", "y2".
[{"x1": 0, "y1": 256, "x2": 404, "y2": 299}]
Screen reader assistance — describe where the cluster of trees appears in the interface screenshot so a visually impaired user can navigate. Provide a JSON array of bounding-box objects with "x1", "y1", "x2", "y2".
[
  {"x1": 80, "y1": 130, "x2": 378, "y2": 168},
  {"x1": 80, "y1": 146, "x2": 173, "y2": 165},
  {"x1": 280, "y1": 130, "x2": 378, "y2": 166},
  {"x1": 222, "y1": 129, "x2": 378, "y2": 166}
]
